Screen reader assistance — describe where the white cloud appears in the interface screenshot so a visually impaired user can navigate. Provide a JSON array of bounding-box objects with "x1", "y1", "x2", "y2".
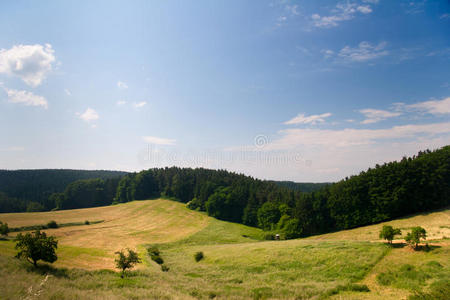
[
  {"x1": 0, "y1": 44, "x2": 55, "y2": 87},
  {"x1": 311, "y1": 2, "x2": 374, "y2": 28},
  {"x1": 357, "y1": 5, "x2": 372, "y2": 14},
  {"x1": 359, "y1": 108, "x2": 401, "y2": 124},
  {"x1": 268, "y1": 122, "x2": 450, "y2": 149},
  {"x1": 286, "y1": 4, "x2": 299, "y2": 16},
  {"x1": 78, "y1": 108, "x2": 99, "y2": 122},
  {"x1": 338, "y1": 41, "x2": 388, "y2": 62},
  {"x1": 405, "y1": 97, "x2": 450, "y2": 115},
  {"x1": 64, "y1": 89, "x2": 71, "y2": 96},
  {"x1": 142, "y1": 136, "x2": 176, "y2": 146},
  {"x1": 321, "y1": 49, "x2": 334, "y2": 58},
  {"x1": 117, "y1": 81, "x2": 128, "y2": 89},
  {"x1": 284, "y1": 112, "x2": 332, "y2": 125},
  {"x1": 116, "y1": 100, "x2": 127, "y2": 106},
  {"x1": 133, "y1": 101, "x2": 147, "y2": 108},
  {"x1": 3, "y1": 87, "x2": 48, "y2": 109},
  {"x1": 441, "y1": 13, "x2": 450, "y2": 20}
]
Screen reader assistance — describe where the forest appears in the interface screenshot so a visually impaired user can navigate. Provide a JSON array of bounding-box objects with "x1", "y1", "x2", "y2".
[
  {"x1": 114, "y1": 146, "x2": 450, "y2": 238},
  {"x1": 0, "y1": 146, "x2": 449, "y2": 239},
  {"x1": 0, "y1": 169, "x2": 126, "y2": 212}
]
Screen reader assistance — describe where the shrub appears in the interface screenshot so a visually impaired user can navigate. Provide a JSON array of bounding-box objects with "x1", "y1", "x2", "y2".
[
  {"x1": 0, "y1": 221, "x2": 9, "y2": 236},
  {"x1": 115, "y1": 248, "x2": 141, "y2": 278},
  {"x1": 84, "y1": 220, "x2": 90, "y2": 225},
  {"x1": 47, "y1": 220, "x2": 58, "y2": 229},
  {"x1": 264, "y1": 233, "x2": 274, "y2": 240},
  {"x1": 147, "y1": 246, "x2": 160, "y2": 256},
  {"x1": 15, "y1": 230, "x2": 58, "y2": 267},
  {"x1": 194, "y1": 251, "x2": 204, "y2": 262},
  {"x1": 161, "y1": 264, "x2": 169, "y2": 272},
  {"x1": 151, "y1": 255, "x2": 164, "y2": 265}
]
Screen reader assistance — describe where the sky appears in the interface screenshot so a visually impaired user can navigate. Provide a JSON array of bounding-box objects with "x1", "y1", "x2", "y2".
[{"x1": 0, "y1": 0, "x2": 449, "y2": 182}]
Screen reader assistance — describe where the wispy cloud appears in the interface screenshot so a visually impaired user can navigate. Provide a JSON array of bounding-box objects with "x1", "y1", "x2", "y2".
[
  {"x1": 0, "y1": 44, "x2": 56, "y2": 87},
  {"x1": 0, "y1": 146, "x2": 25, "y2": 152},
  {"x1": 78, "y1": 108, "x2": 99, "y2": 122},
  {"x1": 284, "y1": 112, "x2": 332, "y2": 125},
  {"x1": 359, "y1": 108, "x2": 401, "y2": 124},
  {"x1": 142, "y1": 136, "x2": 176, "y2": 145},
  {"x1": 116, "y1": 100, "x2": 127, "y2": 106},
  {"x1": 399, "y1": 97, "x2": 450, "y2": 115},
  {"x1": 268, "y1": 122, "x2": 450, "y2": 149},
  {"x1": 404, "y1": 1, "x2": 426, "y2": 15},
  {"x1": 338, "y1": 41, "x2": 388, "y2": 62},
  {"x1": 133, "y1": 101, "x2": 147, "y2": 108},
  {"x1": 311, "y1": 1, "x2": 375, "y2": 28},
  {"x1": 64, "y1": 89, "x2": 71, "y2": 96},
  {"x1": 3, "y1": 87, "x2": 48, "y2": 109},
  {"x1": 117, "y1": 81, "x2": 128, "y2": 89},
  {"x1": 440, "y1": 13, "x2": 450, "y2": 20}
]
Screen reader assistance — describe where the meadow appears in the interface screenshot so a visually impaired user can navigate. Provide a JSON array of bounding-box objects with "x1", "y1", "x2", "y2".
[{"x1": 0, "y1": 199, "x2": 449, "y2": 299}]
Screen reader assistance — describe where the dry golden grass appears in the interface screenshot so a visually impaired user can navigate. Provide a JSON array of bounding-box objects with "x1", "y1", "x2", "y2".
[
  {"x1": 0, "y1": 199, "x2": 210, "y2": 269},
  {"x1": 307, "y1": 208, "x2": 450, "y2": 242}
]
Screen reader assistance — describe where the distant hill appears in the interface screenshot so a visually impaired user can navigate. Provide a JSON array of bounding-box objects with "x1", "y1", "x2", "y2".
[{"x1": 0, "y1": 169, "x2": 127, "y2": 211}]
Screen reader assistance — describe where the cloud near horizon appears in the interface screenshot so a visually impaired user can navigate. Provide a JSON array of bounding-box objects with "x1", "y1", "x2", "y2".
[
  {"x1": 359, "y1": 108, "x2": 401, "y2": 124},
  {"x1": 142, "y1": 136, "x2": 176, "y2": 145}
]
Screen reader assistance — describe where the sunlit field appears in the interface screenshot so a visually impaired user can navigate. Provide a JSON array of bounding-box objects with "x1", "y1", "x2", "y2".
[{"x1": 0, "y1": 199, "x2": 449, "y2": 299}]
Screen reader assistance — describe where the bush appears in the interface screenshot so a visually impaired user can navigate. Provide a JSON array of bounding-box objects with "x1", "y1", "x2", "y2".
[
  {"x1": 161, "y1": 264, "x2": 169, "y2": 272},
  {"x1": 0, "y1": 221, "x2": 9, "y2": 236},
  {"x1": 147, "y1": 246, "x2": 160, "y2": 256},
  {"x1": 151, "y1": 255, "x2": 164, "y2": 265},
  {"x1": 194, "y1": 251, "x2": 204, "y2": 262},
  {"x1": 47, "y1": 220, "x2": 58, "y2": 229},
  {"x1": 264, "y1": 233, "x2": 274, "y2": 240},
  {"x1": 84, "y1": 220, "x2": 90, "y2": 225}
]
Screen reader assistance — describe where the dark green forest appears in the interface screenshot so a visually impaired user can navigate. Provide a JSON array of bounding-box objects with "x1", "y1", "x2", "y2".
[
  {"x1": 114, "y1": 146, "x2": 450, "y2": 238},
  {"x1": 0, "y1": 169, "x2": 126, "y2": 212},
  {"x1": 1, "y1": 146, "x2": 449, "y2": 239}
]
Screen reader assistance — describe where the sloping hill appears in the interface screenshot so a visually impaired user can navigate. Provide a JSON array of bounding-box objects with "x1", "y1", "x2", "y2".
[{"x1": 0, "y1": 200, "x2": 449, "y2": 299}]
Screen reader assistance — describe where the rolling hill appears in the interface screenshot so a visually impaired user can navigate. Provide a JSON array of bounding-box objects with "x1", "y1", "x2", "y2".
[{"x1": 0, "y1": 199, "x2": 449, "y2": 299}]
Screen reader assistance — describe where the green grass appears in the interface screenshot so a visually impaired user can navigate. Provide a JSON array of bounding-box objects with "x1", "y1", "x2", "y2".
[{"x1": 0, "y1": 200, "x2": 449, "y2": 299}]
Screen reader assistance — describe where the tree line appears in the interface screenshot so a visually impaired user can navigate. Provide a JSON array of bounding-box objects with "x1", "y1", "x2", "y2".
[
  {"x1": 114, "y1": 146, "x2": 450, "y2": 238},
  {"x1": 0, "y1": 169, "x2": 126, "y2": 212},
  {"x1": 1, "y1": 146, "x2": 448, "y2": 239}
]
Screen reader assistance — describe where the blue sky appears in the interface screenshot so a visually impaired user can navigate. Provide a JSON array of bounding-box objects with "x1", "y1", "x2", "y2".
[{"x1": 0, "y1": 0, "x2": 449, "y2": 182}]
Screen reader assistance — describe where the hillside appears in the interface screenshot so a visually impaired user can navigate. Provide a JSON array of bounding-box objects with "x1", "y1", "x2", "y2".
[{"x1": 0, "y1": 199, "x2": 449, "y2": 299}]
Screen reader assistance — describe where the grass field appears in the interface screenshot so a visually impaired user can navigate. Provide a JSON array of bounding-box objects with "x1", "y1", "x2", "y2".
[{"x1": 0, "y1": 199, "x2": 449, "y2": 299}]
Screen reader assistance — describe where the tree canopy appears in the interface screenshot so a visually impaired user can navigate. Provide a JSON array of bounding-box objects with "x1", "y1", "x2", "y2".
[{"x1": 15, "y1": 230, "x2": 58, "y2": 267}]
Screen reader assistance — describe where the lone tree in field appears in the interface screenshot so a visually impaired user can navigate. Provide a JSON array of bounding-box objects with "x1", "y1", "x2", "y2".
[
  {"x1": 15, "y1": 230, "x2": 58, "y2": 267},
  {"x1": 405, "y1": 226, "x2": 427, "y2": 250},
  {"x1": 0, "y1": 221, "x2": 9, "y2": 236},
  {"x1": 115, "y1": 248, "x2": 141, "y2": 278},
  {"x1": 379, "y1": 225, "x2": 402, "y2": 244}
]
